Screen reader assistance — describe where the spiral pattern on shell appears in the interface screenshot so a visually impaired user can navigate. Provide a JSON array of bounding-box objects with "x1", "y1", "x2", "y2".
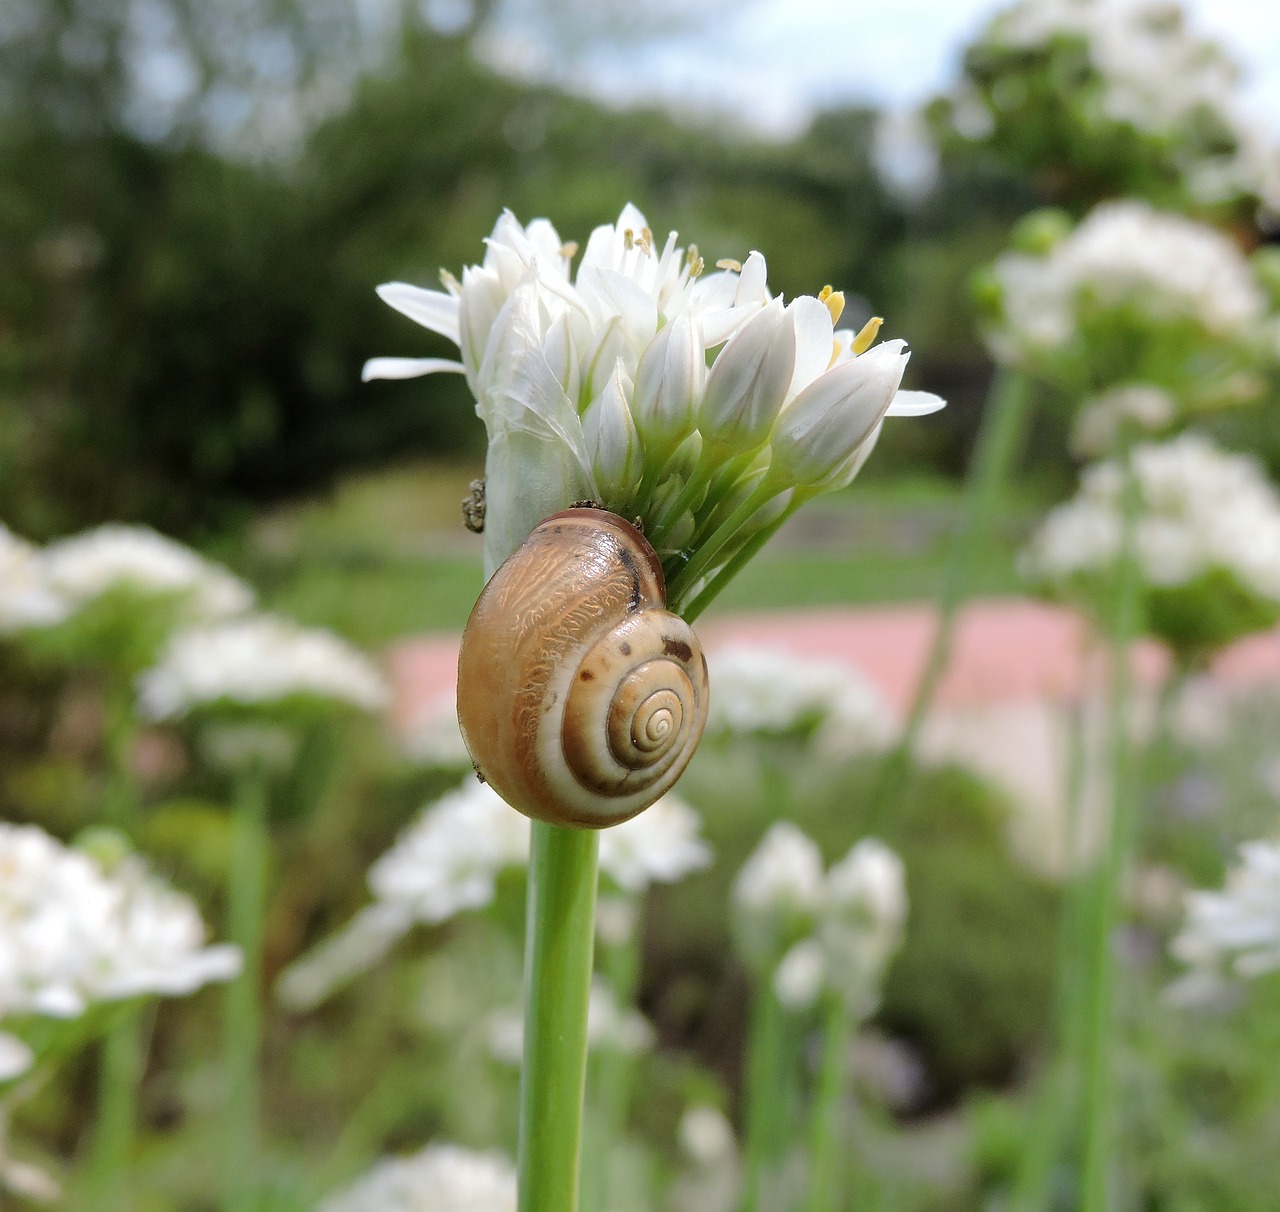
[{"x1": 456, "y1": 509, "x2": 709, "y2": 828}]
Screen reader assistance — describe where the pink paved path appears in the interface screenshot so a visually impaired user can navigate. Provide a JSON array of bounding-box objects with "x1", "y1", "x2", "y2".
[{"x1": 387, "y1": 597, "x2": 1280, "y2": 724}]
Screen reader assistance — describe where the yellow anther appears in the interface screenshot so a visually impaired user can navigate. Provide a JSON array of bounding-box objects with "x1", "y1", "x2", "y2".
[
  {"x1": 819, "y1": 286, "x2": 845, "y2": 325},
  {"x1": 852, "y1": 316, "x2": 884, "y2": 355},
  {"x1": 439, "y1": 268, "x2": 461, "y2": 293},
  {"x1": 636, "y1": 227, "x2": 654, "y2": 256},
  {"x1": 623, "y1": 228, "x2": 635, "y2": 250},
  {"x1": 715, "y1": 258, "x2": 742, "y2": 272},
  {"x1": 560, "y1": 241, "x2": 579, "y2": 259},
  {"x1": 688, "y1": 255, "x2": 705, "y2": 279}
]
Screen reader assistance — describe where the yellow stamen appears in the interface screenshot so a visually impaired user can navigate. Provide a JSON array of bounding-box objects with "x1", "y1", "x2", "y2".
[
  {"x1": 439, "y1": 268, "x2": 461, "y2": 293},
  {"x1": 560, "y1": 241, "x2": 579, "y2": 259},
  {"x1": 852, "y1": 316, "x2": 883, "y2": 355},
  {"x1": 636, "y1": 227, "x2": 654, "y2": 256},
  {"x1": 819, "y1": 285, "x2": 845, "y2": 325},
  {"x1": 686, "y1": 245, "x2": 704, "y2": 278},
  {"x1": 715, "y1": 258, "x2": 742, "y2": 272},
  {"x1": 623, "y1": 228, "x2": 635, "y2": 250}
]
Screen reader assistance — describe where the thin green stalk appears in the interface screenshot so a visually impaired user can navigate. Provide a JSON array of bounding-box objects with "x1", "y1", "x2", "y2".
[
  {"x1": 805, "y1": 995, "x2": 850, "y2": 1212},
  {"x1": 741, "y1": 983, "x2": 787, "y2": 1212},
  {"x1": 88, "y1": 693, "x2": 142, "y2": 1210},
  {"x1": 649, "y1": 451, "x2": 718, "y2": 542},
  {"x1": 1009, "y1": 700, "x2": 1092, "y2": 1212},
  {"x1": 224, "y1": 762, "x2": 269, "y2": 1212},
  {"x1": 675, "y1": 498, "x2": 803, "y2": 620},
  {"x1": 87, "y1": 1004, "x2": 144, "y2": 1211},
  {"x1": 874, "y1": 369, "x2": 1033, "y2": 811},
  {"x1": 1080, "y1": 443, "x2": 1143, "y2": 1212},
  {"x1": 518, "y1": 822, "x2": 599, "y2": 1212},
  {"x1": 671, "y1": 480, "x2": 779, "y2": 597}
]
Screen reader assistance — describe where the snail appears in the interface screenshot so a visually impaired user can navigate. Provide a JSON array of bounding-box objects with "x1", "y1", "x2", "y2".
[{"x1": 457, "y1": 507, "x2": 709, "y2": 828}]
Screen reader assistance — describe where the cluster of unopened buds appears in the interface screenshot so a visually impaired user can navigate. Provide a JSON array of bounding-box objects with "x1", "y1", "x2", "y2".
[{"x1": 365, "y1": 203, "x2": 942, "y2": 611}]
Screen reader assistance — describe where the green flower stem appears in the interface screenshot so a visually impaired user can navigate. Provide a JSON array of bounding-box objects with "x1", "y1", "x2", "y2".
[
  {"x1": 649, "y1": 451, "x2": 718, "y2": 542},
  {"x1": 1010, "y1": 701, "x2": 1092, "y2": 1212},
  {"x1": 805, "y1": 995, "x2": 850, "y2": 1212},
  {"x1": 667, "y1": 480, "x2": 783, "y2": 606},
  {"x1": 875, "y1": 368, "x2": 1033, "y2": 810},
  {"x1": 88, "y1": 694, "x2": 142, "y2": 1209},
  {"x1": 675, "y1": 496, "x2": 805, "y2": 620},
  {"x1": 741, "y1": 983, "x2": 789, "y2": 1212},
  {"x1": 87, "y1": 1002, "x2": 147, "y2": 1211},
  {"x1": 1080, "y1": 442, "x2": 1142, "y2": 1212},
  {"x1": 224, "y1": 761, "x2": 269, "y2": 1212},
  {"x1": 518, "y1": 822, "x2": 600, "y2": 1212}
]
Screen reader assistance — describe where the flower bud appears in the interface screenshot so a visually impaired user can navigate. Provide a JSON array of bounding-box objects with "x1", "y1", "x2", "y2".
[
  {"x1": 458, "y1": 265, "x2": 506, "y2": 381},
  {"x1": 698, "y1": 298, "x2": 796, "y2": 457},
  {"x1": 632, "y1": 313, "x2": 706, "y2": 461},
  {"x1": 767, "y1": 341, "x2": 909, "y2": 488},
  {"x1": 583, "y1": 360, "x2": 642, "y2": 503}
]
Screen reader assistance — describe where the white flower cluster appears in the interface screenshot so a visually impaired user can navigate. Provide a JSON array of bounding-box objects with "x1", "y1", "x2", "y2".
[
  {"x1": 317, "y1": 1143, "x2": 515, "y2": 1212},
  {"x1": 976, "y1": 0, "x2": 1280, "y2": 213},
  {"x1": 136, "y1": 615, "x2": 389, "y2": 720},
  {"x1": 0, "y1": 823, "x2": 240, "y2": 1080},
  {"x1": 732, "y1": 823, "x2": 907, "y2": 1017},
  {"x1": 41, "y1": 524, "x2": 254, "y2": 621},
  {"x1": 986, "y1": 201, "x2": 1268, "y2": 361},
  {"x1": 0, "y1": 523, "x2": 253, "y2": 638},
  {"x1": 0, "y1": 526, "x2": 68, "y2": 634},
  {"x1": 1069, "y1": 383, "x2": 1177, "y2": 457},
  {"x1": 277, "y1": 779, "x2": 711, "y2": 1009},
  {"x1": 1021, "y1": 432, "x2": 1280, "y2": 609},
  {"x1": 485, "y1": 978, "x2": 655, "y2": 1065},
  {"x1": 704, "y1": 644, "x2": 893, "y2": 753},
  {"x1": 365, "y1": 203, "x2": 941, "y2": 592},
  {"x1": 1168, "y1": 840, "x2": 1280, "y2": 1005}
]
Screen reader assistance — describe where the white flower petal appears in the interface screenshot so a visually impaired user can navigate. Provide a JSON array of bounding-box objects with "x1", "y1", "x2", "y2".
[
  {"x1": 885, "y1": 390, "x2": 947, "y2": 416},
  {"x1": 360, "y1": 357, "x2": 465, "y2": 381},
  {"x1": 374, "y1": 282, "x2": 461, "y2": 344}
]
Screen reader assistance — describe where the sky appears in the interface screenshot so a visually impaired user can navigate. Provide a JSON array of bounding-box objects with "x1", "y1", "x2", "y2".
[{"x1": 477, "y1": 0, "x2": 1280, "y2": 140}]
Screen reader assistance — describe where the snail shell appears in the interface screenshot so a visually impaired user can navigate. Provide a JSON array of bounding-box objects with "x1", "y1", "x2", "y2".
[{"x1": 456, "y1": 508, "x2": 709, "y2": 828}]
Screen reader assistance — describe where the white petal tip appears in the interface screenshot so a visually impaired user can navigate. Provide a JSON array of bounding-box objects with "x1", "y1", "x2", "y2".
[
  {"x1": 361, "y1": 357, "x2": 465, "y2": 382},
  {"x1": 886, "y1": 390, "x2": 947, "y2": 417}
]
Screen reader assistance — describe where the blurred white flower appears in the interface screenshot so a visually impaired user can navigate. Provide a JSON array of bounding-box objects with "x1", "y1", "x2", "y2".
[
  {"x1": 136, "y1": 614, "x2": 389, "y2": 720},
  {"x1": 773, "y1": 938, "x2": 826, "y2": 1012},
  {"x1": 975, "y1": 0, "x2": 1280, "y2": 215},
  {"x1": 0, "y1": 823, "x2": 240, "y2": 1075},
  {"x1": 278, "y1": 780, "x2": 527, "y2": 1009},
  {"x1": 0, "y1": 526, "x2": 68, "y2": 634},
  {"x1": 732, "y1": 822, "x2": 826, "y2": 921},
  {"x1": 672, "y1": 1104, "x2": 740, "y2": 1212},
  {"x1": 364, "y1": 203, "x2": 942, "y2": 585},
  {"x1": 368, "y1": 779, "x2": 529, "y2": 923},
  {"x1": 1070, "y1": 384, "x2": 1176, "y2": 457},
  {"x1": 821, "y1": 839, "x2": 908, "y2": 1018},
  {"x1": 1169, "y1": 840, "x2": 1280, "y2": 1004},
  {"x1": 987, "y1": 201, "x2": 1267, "y2": 366},
  {"x1": 1021, "y1": 432, "x2": 1280, "y2": 647},
  {"x1": 316, "y1": 1142, "x2": 515, "y2": 1212},
  {"x1": 40, "y1": 524, "x2": 253, "y2": 622},
  {"x1": 705, "y1": 644, "x2": 893, "y2": 753},
  {"x1": 0, "y1": 1032, "x2": 34, "y2": 1081},
  {"x1": 280, "y1": 781, "x2": 708, "y2": 1009},
  {"x1": 485, "y1": 978, "x2": 654, "y2": 1065},
  {"x1": 734, "y1": 825, "x2": 907, "y2": 1017},
  {"x1": 598, "y1": 793, "x2": 712, "y2": 894}
]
